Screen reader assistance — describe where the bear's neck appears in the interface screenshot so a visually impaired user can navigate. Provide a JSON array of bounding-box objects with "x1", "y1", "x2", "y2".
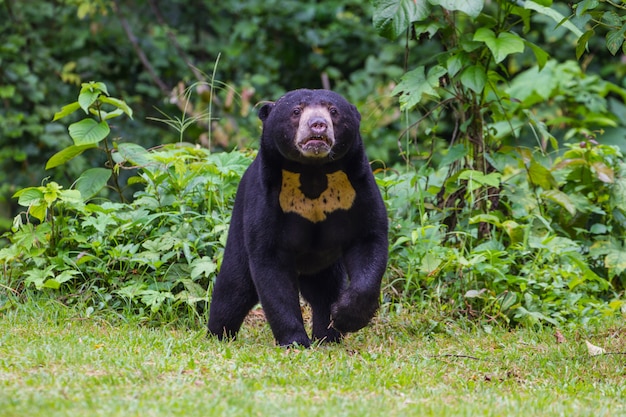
[{"x1": 280, "y1": 158, "x2": 346, "y2": 176}]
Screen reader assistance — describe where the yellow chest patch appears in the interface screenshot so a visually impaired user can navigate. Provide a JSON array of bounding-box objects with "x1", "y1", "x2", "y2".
[{"x1": 279, "y1": 169, "x2": 356, "y2": 223}]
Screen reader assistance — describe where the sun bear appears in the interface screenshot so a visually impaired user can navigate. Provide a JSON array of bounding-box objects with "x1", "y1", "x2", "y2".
[{"x1": 208, "y1": 89, "x2": 388, "y2": 347}]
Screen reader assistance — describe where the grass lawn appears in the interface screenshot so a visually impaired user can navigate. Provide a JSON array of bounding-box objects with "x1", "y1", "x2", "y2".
[{"x1": 0, "y1": 301, "x2": 624, "y2": 417}]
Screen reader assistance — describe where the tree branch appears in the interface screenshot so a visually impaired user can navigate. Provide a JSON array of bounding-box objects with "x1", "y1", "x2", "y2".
[{"x1": 112, "y1": 0, "x2": 170, "y2": 95}]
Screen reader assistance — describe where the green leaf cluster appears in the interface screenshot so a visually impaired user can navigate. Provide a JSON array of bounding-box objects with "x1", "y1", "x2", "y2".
[
  {"x1": 574, "y1": 0, "x2": 626, "y2": 57},
  {"x1": 47, "y1": 82, "x2": 132, "y2": 170}
]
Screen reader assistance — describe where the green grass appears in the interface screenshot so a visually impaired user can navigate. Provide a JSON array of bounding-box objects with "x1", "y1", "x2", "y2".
[{"x1": 0, "y1": 301, "x2": 624, "y2": 417}]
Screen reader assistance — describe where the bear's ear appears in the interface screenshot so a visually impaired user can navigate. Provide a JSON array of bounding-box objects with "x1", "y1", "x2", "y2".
[
  {"x1": 258, "y1": 103, "x2": 274, "y2": 121},
  {"x1": 351, "y1": 104, "x2": 361, "y2": 122}
]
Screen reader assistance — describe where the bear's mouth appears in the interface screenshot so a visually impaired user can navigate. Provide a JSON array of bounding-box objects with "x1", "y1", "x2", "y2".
[{"x1": 299, "y1": 135, "x2": 333, "y2": 157}]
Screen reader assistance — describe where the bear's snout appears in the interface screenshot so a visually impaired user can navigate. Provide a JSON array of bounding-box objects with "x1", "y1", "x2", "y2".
[
  {"x1": 308, "y1": 116, "x2": 328, "y2": 135},
  {"x1": 295, "y1": 106, "x2": 336, "y2": 158}
]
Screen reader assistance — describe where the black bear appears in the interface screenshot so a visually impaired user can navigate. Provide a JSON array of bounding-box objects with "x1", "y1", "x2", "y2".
[{"x1": 208, "y1": 89, "x2": 388, "y2": 347}]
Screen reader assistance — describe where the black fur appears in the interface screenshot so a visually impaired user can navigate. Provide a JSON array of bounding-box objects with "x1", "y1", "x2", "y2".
[{"x1": 208, "y1": 89, "x2": 388, "y2": 347}]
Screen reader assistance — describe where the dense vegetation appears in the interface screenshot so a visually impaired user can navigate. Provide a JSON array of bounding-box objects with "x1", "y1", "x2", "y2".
[{"x1": 1, "y1": 0, "x2": 625, "y2": 329}]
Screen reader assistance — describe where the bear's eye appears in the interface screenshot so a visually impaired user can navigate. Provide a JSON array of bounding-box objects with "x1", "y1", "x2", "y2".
[
  {"x1": 329, "y1": 107, "x2": 339, "y2": 116},
  {"x1": 292, "y1": 107, "x2": 302, "y2": 117}
]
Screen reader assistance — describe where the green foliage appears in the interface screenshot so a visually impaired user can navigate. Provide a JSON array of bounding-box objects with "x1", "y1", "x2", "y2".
[
  {"x1": 382, "y1": 140, "x2": 625, "y2": 326},
  {"x1": 2, "y1": 81, "x2": 252, "y2": 321},
  {"x1": 573, "y1": 0, "x2": 626, "y2": 57},
  {"x1": 371, "y1": 0, "x2": 626, "y2": 326},
  {"x1": 3, "y1": 142, "x2": 251, "y2": 321}
]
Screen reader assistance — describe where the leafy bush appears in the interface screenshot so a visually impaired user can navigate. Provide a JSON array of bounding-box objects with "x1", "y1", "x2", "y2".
[
  {"x1": 2, "y1": 145, "x2": 251, "y2": 321},
  {"x1": 370, "y1": 0, "x2": 626, "y2": 326},
  {"x1": 1, "y1": 83, "x2": 252, "y2": 324},
  {"x1": 382, "y1": 139, "x2": 625, "y2": 327}
]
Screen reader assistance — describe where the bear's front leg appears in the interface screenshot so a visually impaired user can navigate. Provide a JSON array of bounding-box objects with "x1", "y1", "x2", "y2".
[
  {"x1": 208, "y1": 245, "x2": 259, "y2": 340},
  {"x1": 299, "y1": 265, "x2": 345, "y2": 344},
  {"x1": 250, "y1": 260, "x2": 312, "y2": 347},
  {"x1": 330, "y1": 235, "x2": 388, "y2": 333}
]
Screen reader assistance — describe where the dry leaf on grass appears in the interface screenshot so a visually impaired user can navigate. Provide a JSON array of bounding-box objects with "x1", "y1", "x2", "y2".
[
  {"x1": 554, "y1": 329, "x2": 566, "y2": 344},
  {"x1": 585, "y1": 340, "x2": 606, "y2": 356}
]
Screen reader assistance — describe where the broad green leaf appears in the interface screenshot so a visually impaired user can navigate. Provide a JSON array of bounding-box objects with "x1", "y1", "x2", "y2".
[
  {"x1": 9, "y1": 223, "x2": 50, "y2": 250},
  {"x1": 82, "y1": 213, "x2": 119, "y2": 234},
  {"x1": 605, "y1": 249, "x2": 626, "y2": 276},
  {"x1": 55, "y1": 269, "x2": 80, "y2": 284},
  {"x1": 46, "y1": 144, "x2": 97, "y2": 169},
  {"x1": 502, "y1": 220, "x2": 524, "y2": 245},
  {"x1": 612, "y1": 178, "x2": 626, "y2": 211},
  {"x1": 13, "y1": 187, "x2": 44, "y2": 206},
  {"x1": 479, "y1": 172, "x2": 502, "y2": 187},
  {"x1": 52, "y1": 101, "x2": 81, "y2": 121},
  {"x1": 532, "y1": 0, "x2": 553, "y2": 5},
  {"x1": 602, "y1": 11, "x2": 622, "y2": 27},
  {"x1": 592, "y1": 161, "x2": 614, "y2": 183},
  {"x1": 99, "y1": 96, "x2": 133, "y2": 119},
  {"x1": 589, "y1": 239, "x2": 626, "y2": 276},
  {"x1": 524, "y1": 40, "x2": 550, "y2": 69},
  {"x1": 42, "y1": 279, "x2": 61, "y2": 289},
  {"x1": 606, "y1": 27, "x2": 626, "y2": 55},
  {"x1": 498, "y1": 291, "x2": 517, "y2": 312},
  {"x1": 29, "y1": 203, "x2": 47, "y2": 223},
  {"x1": 139, "y1": 290, "x2": 174, "y2": 313},
  {"x1": 542, "y1": 189, "x2": 576, "y2": 216},
  {"x1": 439, "y1": 144, "x2": 468, "y2": 167},
  {"x1": 524, "y1": 1, "x2": 583, "y2": 38},
  {"x1": 24, "y1": 266, "x2": 55, "y2": 289},
  {"x1": 91, "y1": 108, "x2": 124, "y2": 121},
  {"x1": 190, "y1": 256, "x2": 218, "y2": 280},
  {"x1": 469, "y1": 214, "x2": 501, "y2": 226},
  {"x1": 473, "y1": 28, "x2": 525, "y2": 63},
  {"x1": 78, "y1": 89, "x2": 99, "y2": 113},
  {"x1": 473, "y1": 27, "x2": 495, "y2": 43},
  {"x1": 68, "y1": 119, "x2": 110, "y2": 146},
  {"x1": 117, "y1": 282, "x2": 148, "y2": 299},
  {"x1": 528, "y1": 160, "x2": 557, "y2": 189},
  {"x1": 460, "y1": 65, "x2": 486, "y2": 93},
  {"x1": 419, "y1": 253, "x2": 441, "y2": 274},
  {"x1": 576, "y1": 29, "x2": 595, "y2": 59},
  {"x1": 507, "y1": 62, "x2": 558, "y2": 103},
  {"x1": 94, "y1": 81, "x2": 108, "y2": 95},
  {"x1": 446, "y1": 53, "x2": 468, "y2": 77},
  {"x1": 81, "y1": 81, "x2": 108, "y2": 96},
  {"x1": 575, "y1": 0, "x2": 599, "y2": 16},
  {"x1": 115, "y1": 142, "x2": 152, "y2": 167},
  {"x1": 429, "y1": 0, "x2": 484, "y2": 18},
  {"x1": 74, "y1": 168, "x2": 112, "y2": 200},
  {"x1": 392, "y1": 65, "x2": 446, "y2": 111},
  {"x1": 176, "y1": 280, "x2": 209, "y2": 304},
  {"x1": 372, "y1": 0, "x2": 430, "y2": 40},
  {"x1": 43, "y1": 182, "x2": 62, "y2": 205},
  {"x1": 58, "y1": 189, "x2": 83, "y2": 206}
]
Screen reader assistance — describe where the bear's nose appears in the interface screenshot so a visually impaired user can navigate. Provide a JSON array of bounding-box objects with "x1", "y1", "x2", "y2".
[{"x1": 308, "y1": 117, "x2": 328, "y2": 135}]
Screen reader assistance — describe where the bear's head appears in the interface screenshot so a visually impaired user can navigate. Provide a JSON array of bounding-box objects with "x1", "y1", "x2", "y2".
[{"x1": 258, "y1": 89, "x2": 361, "y2": 164}]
